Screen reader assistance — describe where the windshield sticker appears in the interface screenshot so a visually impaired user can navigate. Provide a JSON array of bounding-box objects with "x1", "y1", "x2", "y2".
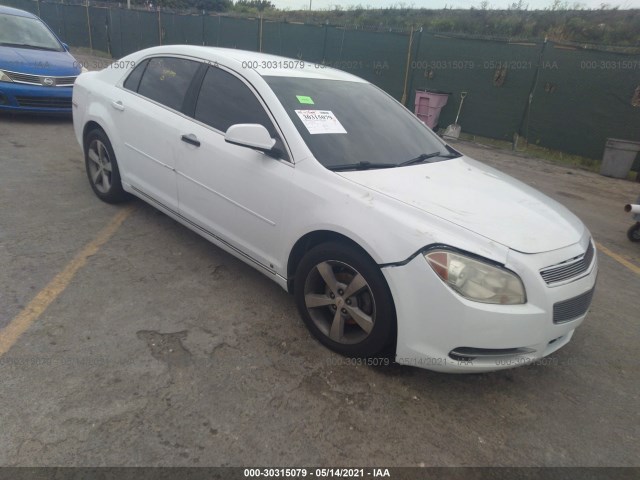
[
  {"x1": 295, "y1": 110, "x2": 347, "y2": 135},
  {"x1": 296, "y1": 95, "x2": 315, "y2": 105}
]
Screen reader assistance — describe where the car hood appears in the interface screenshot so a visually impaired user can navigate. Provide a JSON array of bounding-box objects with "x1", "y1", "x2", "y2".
[
  {"x1": 337, "y1": 156, "x2": 585, "y2": 254},
  {"x1": 0, "y1": 46, "x2": 80, "y2": 76}
]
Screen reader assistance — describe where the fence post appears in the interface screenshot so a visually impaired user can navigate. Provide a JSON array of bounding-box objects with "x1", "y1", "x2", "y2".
[
  {"x1": 405, "y1": 26, "x2": 422, "y2": 108},
  {"x1": 321, "y1": 23, "x2": 328, "y2": 63},
  {"x1": 517, "y1": 37, "x2": 548, "y2": 149},
  {"x1": 259, "y1": 14, "x2": 263, "y2": 53},
  {"x1": 217, "y1": 15, "x2": 221, "y2": 46},
  {"x1": 86, "y1": 1, "x2": 93, "y2": 51},
  {"x1": 338, "y1": 26, "x2": 345, "y2": 61},
  {"x1": 59, "y1": 3, "x2": 67, "y2": 45},
  {"x1": 36, "y1": 0, "x2": 41, "y2": 18},
  {"x1": 158, "y1": 8, "x2": 162, "y2": 45},
  {"x1": 400, "y1": 25, "x2": 414, "y2": 105},
  {"x1": 106, "y1": 8, "x2": 112, "y2": 57}
]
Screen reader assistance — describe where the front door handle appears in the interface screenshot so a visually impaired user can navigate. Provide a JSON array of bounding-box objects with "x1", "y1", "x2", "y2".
[
  {"x1": 181, "y1": 133, "x2": 200, "y2": 147},
  {"x1": 111, "y1": 100, "x2": 125, "y2": 111}
]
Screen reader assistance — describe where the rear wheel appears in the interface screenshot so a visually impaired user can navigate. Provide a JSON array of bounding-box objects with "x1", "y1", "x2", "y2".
[
  {"x1": 84, "y1": 129, "x2": 129, "y2": 204},
  {"x1": 628, "y1": 222, "x2": 640, "y2": 242},
  {"x1": 294, "y1": 242, "x2": 396, "y2": 358}
]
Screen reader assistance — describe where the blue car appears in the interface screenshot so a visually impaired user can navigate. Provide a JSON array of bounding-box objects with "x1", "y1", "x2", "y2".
[{"x1": 0, "y1": 5, "x2": 84, "y2": 114}]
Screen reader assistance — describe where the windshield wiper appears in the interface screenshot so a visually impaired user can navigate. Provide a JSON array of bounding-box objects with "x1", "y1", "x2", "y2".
[
  {"x1": 328, "y1": 149, "x2": 461, "y2": 171},
  {"x1": 327, "y1": 161, "x2": 398, "y2": 172},
  {"x1": 398, "y1": 151, "x2": 460, "y2": 167},
  {"x1": 0, "y1": 42, "x2": 59, "y2": 51}
]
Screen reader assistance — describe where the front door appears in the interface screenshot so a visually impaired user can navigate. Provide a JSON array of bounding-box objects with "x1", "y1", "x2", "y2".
[{"x1": 175, "y1": 65, "x2": 294, "y2": 274}]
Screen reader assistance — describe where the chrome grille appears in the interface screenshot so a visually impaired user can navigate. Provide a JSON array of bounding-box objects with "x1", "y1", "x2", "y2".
[
  {"x1": 540, "y1": 241, "x2": 594, "y2": 285},
  {"x1": 5, "y1": 71, "x2": 76, "y2": 87},
  {"x1": 553, "y1": 287, "x2": 595, "y2": 324},
  {"x1": 6, "y1": 71, "x2": 41, "y2": 85}
]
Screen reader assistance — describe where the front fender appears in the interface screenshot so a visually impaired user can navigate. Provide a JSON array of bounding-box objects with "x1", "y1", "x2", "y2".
[{"x1": 281, "y1": 164, "x2": 510, "y2": 271}]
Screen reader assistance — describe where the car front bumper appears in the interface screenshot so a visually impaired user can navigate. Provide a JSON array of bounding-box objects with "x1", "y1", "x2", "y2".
[
  {"x1": 383, "y1": 237, "x2": 598, "y2": 373},
  {"x1": 0, "y1": 81, "x2": 72, "y2": 114}
]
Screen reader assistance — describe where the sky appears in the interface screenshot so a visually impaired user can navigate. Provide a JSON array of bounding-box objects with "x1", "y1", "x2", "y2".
[{"x1": 271, "y1": 0, "x2": 640, "y2": 11}]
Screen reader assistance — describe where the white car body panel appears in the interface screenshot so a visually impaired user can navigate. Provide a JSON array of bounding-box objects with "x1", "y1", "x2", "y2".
[
  {"x1": 339, "y1": 156, "x2": 585, "y2": 254},
  {"x1": 173, "y1": 114, "x2": 295, "y2": 272},
  {"x1": 72, "y1": 45, "x2": 598, "y2": 373},
  {"x1": 116, "y1": 93, "x2": 182, "y2": 212}
]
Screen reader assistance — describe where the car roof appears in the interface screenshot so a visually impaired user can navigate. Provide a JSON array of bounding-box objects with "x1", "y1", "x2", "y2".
[
  {"x1": 139, "y1": 45, "x2": 367, "y2": 83},
  {"x1": 0, "y1": 5, "x2": 38, "y2": 19}
]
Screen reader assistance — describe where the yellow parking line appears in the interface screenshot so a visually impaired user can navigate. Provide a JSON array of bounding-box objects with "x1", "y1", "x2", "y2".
[
  {"x1": 0, "y1": 206, "x2": 134, "y2": 357},
  {"x1": 596, "y1": 241, "x2": 640, "y2": 276}
]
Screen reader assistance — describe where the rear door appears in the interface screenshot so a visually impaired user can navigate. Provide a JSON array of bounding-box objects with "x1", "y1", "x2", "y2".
[{"x1": 115, "y1": 56, "x2": 202, "y2": 212}]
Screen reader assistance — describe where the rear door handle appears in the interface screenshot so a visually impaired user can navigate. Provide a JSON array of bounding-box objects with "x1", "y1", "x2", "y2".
[
  {"x1": 111, "y1": 100, "x2": 125, "y2": 111},
  {"x1": 181, "y1": 133, "x2": 200, "y2": 147}
]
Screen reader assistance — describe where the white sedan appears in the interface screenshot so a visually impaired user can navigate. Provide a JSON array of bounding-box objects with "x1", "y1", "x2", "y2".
[{"x1": 72, "y1": 46, "x2": 598, "y2": 372}]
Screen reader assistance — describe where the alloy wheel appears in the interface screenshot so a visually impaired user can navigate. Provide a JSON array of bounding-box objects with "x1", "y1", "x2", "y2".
[
  {"x1": 303, "y1": 260, "x2": 376, "y2": 345},
  {"x1": 87, "y1": 139, "x2": 113, "y2": 194}
]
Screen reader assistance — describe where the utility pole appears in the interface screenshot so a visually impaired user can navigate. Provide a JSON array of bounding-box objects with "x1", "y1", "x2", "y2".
[{"x1": 309, "y1": 0, "x2": 312, "y2": 11}]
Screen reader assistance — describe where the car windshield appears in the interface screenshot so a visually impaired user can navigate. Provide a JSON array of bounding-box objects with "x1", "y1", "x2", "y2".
[
  {"x1": 0, "y1": 13, "x2": 63, "y2": 51},
  {"x1": 264, "y1": 76, "x2": 457, "y2": 170}
]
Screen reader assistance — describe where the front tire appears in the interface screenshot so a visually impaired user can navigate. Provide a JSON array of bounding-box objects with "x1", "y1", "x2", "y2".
[
  {"x1": 294, "y1": 242, "x2": 396, "y2": 358},
  {"x1": 84, "y1": 129, "x2": 129, "y2": 204}
]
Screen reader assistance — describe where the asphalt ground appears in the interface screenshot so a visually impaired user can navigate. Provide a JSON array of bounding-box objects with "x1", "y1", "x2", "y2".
[{"x1": 0, "y1": 65, "x2": 639, "y2": 467}]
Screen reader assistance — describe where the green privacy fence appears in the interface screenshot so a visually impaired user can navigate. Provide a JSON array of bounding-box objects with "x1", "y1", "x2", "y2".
[
  {"x1": 408, "y1": 33, "x2": 640, "y2": 170},
  {"x1": 2, "y1": 0, "x2": 640, "y2": 164},
  {"x1": 527, "y1": 43, "x2": 640, "y2": 161},
  {"x1": 409, "y1": 33, "x2": 542, "y2": 141}
]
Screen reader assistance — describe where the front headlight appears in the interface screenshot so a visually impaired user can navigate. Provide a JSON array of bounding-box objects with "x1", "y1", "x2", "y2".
[
  {"x1": 0, "y1": 70, "x2": 13, "y2": 83},
  {"x1": 424, "y1": 250, "x2": 526, "y2": 305},
  {"x1": 81, "y1": 67, "x2": 88, "y2": 73}
]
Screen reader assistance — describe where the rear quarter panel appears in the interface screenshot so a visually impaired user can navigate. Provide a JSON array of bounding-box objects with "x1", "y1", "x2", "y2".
[{"x1": 72, "y1": 59, "x2": 138, "y2": 171}]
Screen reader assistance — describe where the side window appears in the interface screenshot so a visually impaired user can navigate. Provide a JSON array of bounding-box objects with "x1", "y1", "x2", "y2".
[
  {"x1": 194, "y1": 67, "x2": 288, "y2": 159},
  {"x1": 123, "y1": 59, "x2": 148, "y2": 92},
  {"x1": 137, "y1": 57, "x2": 200, "y2": 112}
]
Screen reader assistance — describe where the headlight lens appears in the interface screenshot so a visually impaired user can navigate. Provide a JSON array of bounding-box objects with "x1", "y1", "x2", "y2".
[
  {"x1": 81, "y1": 67, "x2": 88, "y2": 73},
  {"x1": 424, "y1": 250, "x2": 526, "y2": 305},
  {"x1": 0, "y1": 70, "x2": 13, "y2": 83}
]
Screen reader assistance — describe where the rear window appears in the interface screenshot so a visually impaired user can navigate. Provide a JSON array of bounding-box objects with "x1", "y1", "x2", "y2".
[
  {"x1": 123, "y1": 59, "x2": 148, "y2": 92},
  {"x1": 136, "y1": 57, "x2": 199, "y2": 112}
]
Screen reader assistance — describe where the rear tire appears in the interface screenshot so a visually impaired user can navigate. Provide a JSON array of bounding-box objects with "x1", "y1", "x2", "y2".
[
  {"x1": 628, "y1": 222, "x2": 640, "y2": 242},
  {"x1": 84, "y1": 129, "x2": 129, "y2": 204},
  {"x1": 294, "y1": 242, "x2": 396, "y2": 358}
]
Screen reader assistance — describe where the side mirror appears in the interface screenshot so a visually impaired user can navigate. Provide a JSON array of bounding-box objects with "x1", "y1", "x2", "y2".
[{"x1": 225, "y1": 124, "x2": 276, "y2": 154}]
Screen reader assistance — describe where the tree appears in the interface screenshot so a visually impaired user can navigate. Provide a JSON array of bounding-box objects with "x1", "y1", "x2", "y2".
[
  {"x1": 196, "y1": 0, "x2": 232, "y2": 10},
  {"x1": 509, "y1": 0, "x2": 528, "y2": 10},
  {"x1": 234, "y1": 0, "x2": 275, "y2": 11}
]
